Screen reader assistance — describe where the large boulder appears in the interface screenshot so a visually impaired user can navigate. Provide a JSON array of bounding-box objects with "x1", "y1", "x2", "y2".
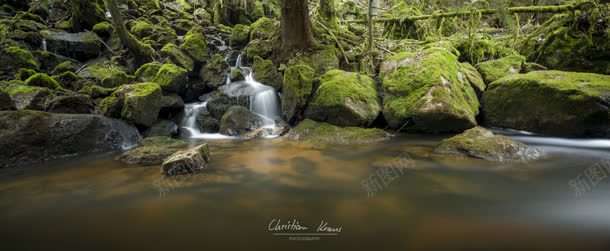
[
  {"x1": 219, "y1": 106, "x2": 264, "y2": 136},
  {"x1": 44, "y1": 95, "x2": 94, "y2": 114},
  {"x1": 162, "y1": 143, "x2": 211, "y2": 176},
  {"x1": 0, "y1": 110, "x2": 140, "y2": 167},
  {"x1": 281, "y1": 65, "x2": 315, "y2": 124},
  {"x1": 180, "y1": 27, "x2": 209, "y2": 63},
  {"x1": 135, "y1": 62, "x2": 162, "y2": 82},
  {"x1": 304, "y1": 70, "x2": 380, "y2": 127},
  {"x1": 97, "y1": 82, "x2": 163, "y2": 127},
  {"x1": 380, "y1": 47, "x2": 480, "y2": 132},
  {"x1": 198, "y1": 54, "x2": 230, "y2": 91},
  {"x1": 482, "y1": 70, "x2": 610, "y2": 137},
  {"x1": 287, "y1": 47, "x2": 339, "y2": 77},
  {"x1": 160, "y1": 43, "x2": 194, "y2": 72},
  {"x1": 24, "y1": 73, "x2": 62, "y2": 89},
  {"x1": 39, "y1": 30, "x2": 102, "y2": 60},
  {"x1": 435, "y1": 127, "x2": 542, "y2": 162},
  {"x1": 230, "y1": 24, "x2": 250, "y2": 46},
  {"x1": 475, "y1": 55, "x2": 526, "y2": 84},
  {"x1": 252, "y1": 56, "x2": 282, "y2": 90},
  {"x1": 152, "y1": 64, "x2": 188, "y2": 93},
  {"x1": 287, "y1": 119, "x2": 390, "y2": 144},
  {"x1": 0, "y1": 89, "x2": 15, "y2": 110},
  {"x1": 459, "y1": 62, "x2": 486, "y2": 95}
]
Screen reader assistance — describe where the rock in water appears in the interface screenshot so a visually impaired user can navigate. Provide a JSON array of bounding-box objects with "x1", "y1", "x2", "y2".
[
  {"x1": 482, "y1": 70, "x2": 610, "y2": 137},
  {"x1": 281, "y1": 65, "x2": 315, "y2": 124},
  {"x1": 435, "y1": 127, "x2": 541, "y2": 162},
  {"x1": 380, "y1": 46, "x2": 480, "y2": 132},
  {"x1": 162, "y1": 144, "x2": 211, "y2": 176},
  {"x1": 39, "y1": 30, "x2": 102, "y2": 61},
  {"x1": 97, "y1": 82, "x2": 163, "y2": 127},
  {"x1": 219, "y1": 106, "x2": 264, "y2": 137},
  {"x1": 288, "y1": 119, "x2": 390, "y2": 144},
  {"x1": 304, "y1": 70, "x2": 381, "y2": 127},
  {"x1": 0, "y1": 110, "x2": 140, "y2": 167},
  {"x1": 117, "y1": 147, "x2": 177, "y2": 166}
]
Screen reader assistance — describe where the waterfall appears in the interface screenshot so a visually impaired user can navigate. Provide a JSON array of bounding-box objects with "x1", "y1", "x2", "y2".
[
  {"x1": 180, "y1": 102, "x2": 232, "y2": 139},
  {"x1": 42, "y1": 39, "x2": 47, "y2": 52}
]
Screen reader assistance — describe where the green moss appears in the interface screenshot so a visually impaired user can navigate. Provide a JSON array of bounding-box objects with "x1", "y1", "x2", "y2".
[
  {"x1": 79, "y1": 65, "x2": 131, "y2": 88},
  {"x1": 482, "y1": 70, "x2": 610, "y2": 136},
  {"x1": 160, "y1": 43, "x2": 194, "y2": 71},
  {"x1": 288, "y1": 119, "x2": 389, "y2": 144},
  {"x1": 244, "y1": 39, "x2": 274, "y2": 59},
  {"x1": 135, "y1": 62, "x2": 162, "y2": 82},
  {"x1": 16, "y1": 68, "x2": 36, "y2": 80},
  {"x1": 252, "y1": 56, "x2": 282, "y2": 89},
  {"x1": 286, "y1": 46, "x2": 340, "y2": 76},
  {"x1": 381, "y1": 48, "x2": 479, "y2": 132},
  {"x1": 199, "y1": 54, "x2": 230, "y2": 90},
  {"x1": 305, "y1": 70, "x2": 380, "y2": 127},
  {"x1": 153, "y1": 64, "x2": 188, "y2": 93},
  {"x1": 180, "y1": 27, "x2": 209, "y2": 62},
  {"x1": 0, "y1": 46, "x2": 39, "y2": 74},
  {"x1": 53, "y1": 61, "x2": 78, "y2": 74},
  {"x1": 78, "y1": 85, "x2": 117, "y2": 99},
  {"x1": 92, "y1": 22, "x2": 113, "y2": 37},
  {"x1": 249, "y1": 17, "x2": 279, "y2": 40},
  {"x1": 4, "y1": 83, "x2": 53, "y2": 110},
  {"x1": 281, "y1": 64, "x2": 315, "y2": 123},
  {"x1": 130, "y1": 20, "x2": 155, "y2": 38},
  {"x1": 456, "y1": 39, "x2": 515, "y2": 64},
  {"x1": 459, "y1": 62, "x2": 486, "y2": 94},
  {"x1": 475, "y1": 55, "x2": 526, "y2": 84},
  {"x1": 25, "y1": 73, "x2": 61, "y2": 89},
  {"x1": 52, "y1": 71, "x2": 81, "y2": 90},
  {"x1": 140, "y1": 0, "x2": 160, "y2": 10},
  {"x1": 230, "y1": 24, "x2": 250, "y2": 46},
  {"x1": 99, "y1": 82, "x2": 163, "y2": 126}
]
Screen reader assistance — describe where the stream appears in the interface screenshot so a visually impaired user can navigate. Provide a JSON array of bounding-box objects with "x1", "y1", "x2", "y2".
[{"x1": 0, "y1": 133, "x2": 609, "y2": 250}]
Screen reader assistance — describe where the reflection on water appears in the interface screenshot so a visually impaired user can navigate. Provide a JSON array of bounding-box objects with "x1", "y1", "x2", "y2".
[{"x1": 0, "y1": 135, "x2": 609, "y2": 250}]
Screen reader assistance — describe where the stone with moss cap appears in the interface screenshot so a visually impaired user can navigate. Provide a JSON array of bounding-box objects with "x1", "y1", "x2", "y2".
[
  {"x1": 160, "y1": 43, "x2": 194, "y2": 72},
  {"x1": 0, "y1": 46, "x2": 39, "y2": 76},
  {"x1": 288, "y1": 119, "x2": 390, "y2": 144},
  {"x1": 230, "y1": 24, "x2": 250, "y2": 46},
  {"x1": 435, "y1": 127, "x2": 541, "y2": 162},
  {"x1": 25, "y1": 73, "x2": 61, "y2": 89},
  {"x1": 198, "y1": 54, "x2": 230, "y2": 91},
  {"x1": 97, "y1": 82, "x2": 163, "y2": 127},
  {"x1": 4, "y1": 83, "x2": 53, "y2": 110},
  {"x1": 282, "y1": 65, "x2": 315, "y2": 124},
  {"x1": 78, "y1": 65, "x2": 131, "y2": 88},
  {"x1": 459, "y1": 62, "x2": 486, "y2": 95},
  {"x1": 92, "y1": 22, "x2": 113, "y2": 38},
  {"x1": 252, "y1": 56, "x2": 282, "y2": 90},
  {"x1": 305, "y1": 69, "x2": 380, "y2": 127},
  {"x1": 380, "y1": 47, "x2": 480, "y2": 132},
  {"x1": 180, "y1": 26, "x2": 209, "y2": 63},
  {"x1": 139, "y1": 0, "x2": 160, "y2": 10},
  {"x1": 475, "y1": 55, "x2": 526, "y2": 84},
  {"x1": 482, "y1": 70, "x2": 610, "y2": 137},
  {"x1": 135, "y1": 62, "x2": 162, "y2": 82},
  {"x1": 153, "y1": 64, "x2": 188, "y2": 93}
]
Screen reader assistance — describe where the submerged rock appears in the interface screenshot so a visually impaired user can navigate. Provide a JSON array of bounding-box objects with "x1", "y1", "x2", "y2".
[
  {"x1": 435, "y1": 127, "x2": 541, "y2": 162},
  {"x1": 475, "y1": 55, "x2": 526, "y2": 84},
  {"x1": 162, "y1": 143, "x2": 211, "y2": 176},
  {"x1": 288, "y1": 119, "x2": 390, "y2": 144},
  {"x1": 139, "y1": 136, "x2": 188, "y2": 148},
  {"x1": 305, "y1": 69, "x2": 380, "y2": 127},
  {"x1": 39, "y1": 30, "x2": 102, "y2": 60},
  {"x1": 97, "y1": 82, "x2": 163, "y2": 127},
  {"x1": 482, "y1": 70, "x2": 610, "y2": 137},
  {"x1": 281, "y1": 65, "x2": 315, "y2": 124},
  {"x1": 0, "y1": 110, "x2": 140, "y2": 167},
  {"x1": 219, "y1": 106, "x2": 264, "y2": 137},
  {"x1": 117, "y1": 147, "x2": 177, "y2": 166},
  {"x1": 380, "y1": 47, "x2": 480, "y2": 132}
]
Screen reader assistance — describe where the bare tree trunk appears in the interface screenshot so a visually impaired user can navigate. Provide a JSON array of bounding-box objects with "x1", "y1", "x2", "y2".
[
  {"x1": 280, "y1": 0, "x2": 314, "y2": 55},
  {"x1": 104, "y1": 0, "x2": 153, "y2": 63}
]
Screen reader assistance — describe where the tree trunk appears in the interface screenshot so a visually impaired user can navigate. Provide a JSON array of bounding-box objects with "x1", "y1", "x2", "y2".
[
  {"x1": 280, "y1": 0, "x2": 314, "y2": 54},
  {"x1": 104, "y1": 0, "x2": 153, "y2": 63}
]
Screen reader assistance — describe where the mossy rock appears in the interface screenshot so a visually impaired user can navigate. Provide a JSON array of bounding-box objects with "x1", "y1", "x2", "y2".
[
  {"x1": 53, "y1": 71, "x2": 83, "y2": 91},
  {"x1": 475, "y1": 55, "x2": 526, "y2": 84},
  {"x1": 140, "y1": 0, "x2": 160, "y2": 10},
  {"x1": 0, "y1": 89, "x2": 15, "y2": 110},
  {"x1": 305, "y1": 69, "x2": 380, "y2": 127},
  {"x1": 281, "y1": 65, "x2": 315, "y2": 124},
  {"x1": 44, "y1": 94, "x2": 94, "y2": 114},
  {"x1": 160, "y1": 43, "x2": 194, "y2": 72},
  {"x1": 219, "y1": 106, "x2": 264, "y2": 137},
  {"x1": 459, "y1": 62, "x2": 486, "y2": 95},
  {"x1": 4, "y1": 83, "x2": 52, "y2": 110},
  {"x1": 180, "y1": 26, "x2": 209, "y2": 63},
  {"x1": 97, "y1": 82, "x2": 163, "y2": 127},
  {"x1": 198, "y1": 54, "x2": 230, "y2": 91},
  {"x1": 135, "y1": 62, "x2": 162, "y2": 82},
  {"x1": 152, "y1": 64, "x2": 188, "y2": 93},
  {"x1": 24, "y1": 73, "x2": 61, "y2": 89},
  {"x1": 456, "y1": 39, "x2": 514, "y2": 64},
  {"x1": 287, "y1": 119, "x2": 390, "y2": 144},
  {"x1": 117, "y1": 146, "x2": 178, "y2": 166},
  {"x1": 39, "y1": 30, "x2": 102, "y2": 61},
  {"x1": 482, "y1": 70, "x2": 610, "y2": 137},
  {"x1": 69, "y1": 0, "x2": 105, "y2": 32},
  {"x1": 244, "y1": 39, "x2": 274, "y2": 59},
  {"x1": 16, "y1": 68, "x2": 36, "y2": 81},
  {"x1": 230, "y1": 24, "x2": 250, "y2": 46},
  {"x1": 78, "y1": 65, "x2": 131, "y2": 88},
  {"x1": 0, "y1": 46, "x2": 39, "y2": 77},
  {"x1": 53, "y1": 61, "x2": 79, "y2": 74},
  {"x1": 287, "y1": 47, "x2": 339, "y2": 77},
  {"x1": 435, "y1": 127, "x2": 541, "y2": 162},
  {"x1": 252, "y1": 56, "x2": 282, "y2": 90},
  {"x1": 380, "y1": 47, "x2": 480, "y2": 132},
  {"x1": 249, "y1": 17, "x2": 279, "y2": 41},
  {"x1": 130, "y1": 20, "x2": 155, "y2": 38},
  {"x1": 92, "y1": 22, "x2": 113, "y2": 38},
  {"x1": 139, "y1": 136, "x2": 188, "y2": 149},
  {"x1": 77, "y1": 85, "x2": 117, "y2": 99}
]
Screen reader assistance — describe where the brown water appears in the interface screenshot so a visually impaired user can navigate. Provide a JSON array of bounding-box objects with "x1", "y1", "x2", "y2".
[{"x1": 1, "y1": 134, "x2": 610, "y2": 250}]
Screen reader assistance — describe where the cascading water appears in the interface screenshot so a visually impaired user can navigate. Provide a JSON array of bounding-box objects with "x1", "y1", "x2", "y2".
[{"x1": 180, "y1": 47, "x2": 282, "y2": 139}]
